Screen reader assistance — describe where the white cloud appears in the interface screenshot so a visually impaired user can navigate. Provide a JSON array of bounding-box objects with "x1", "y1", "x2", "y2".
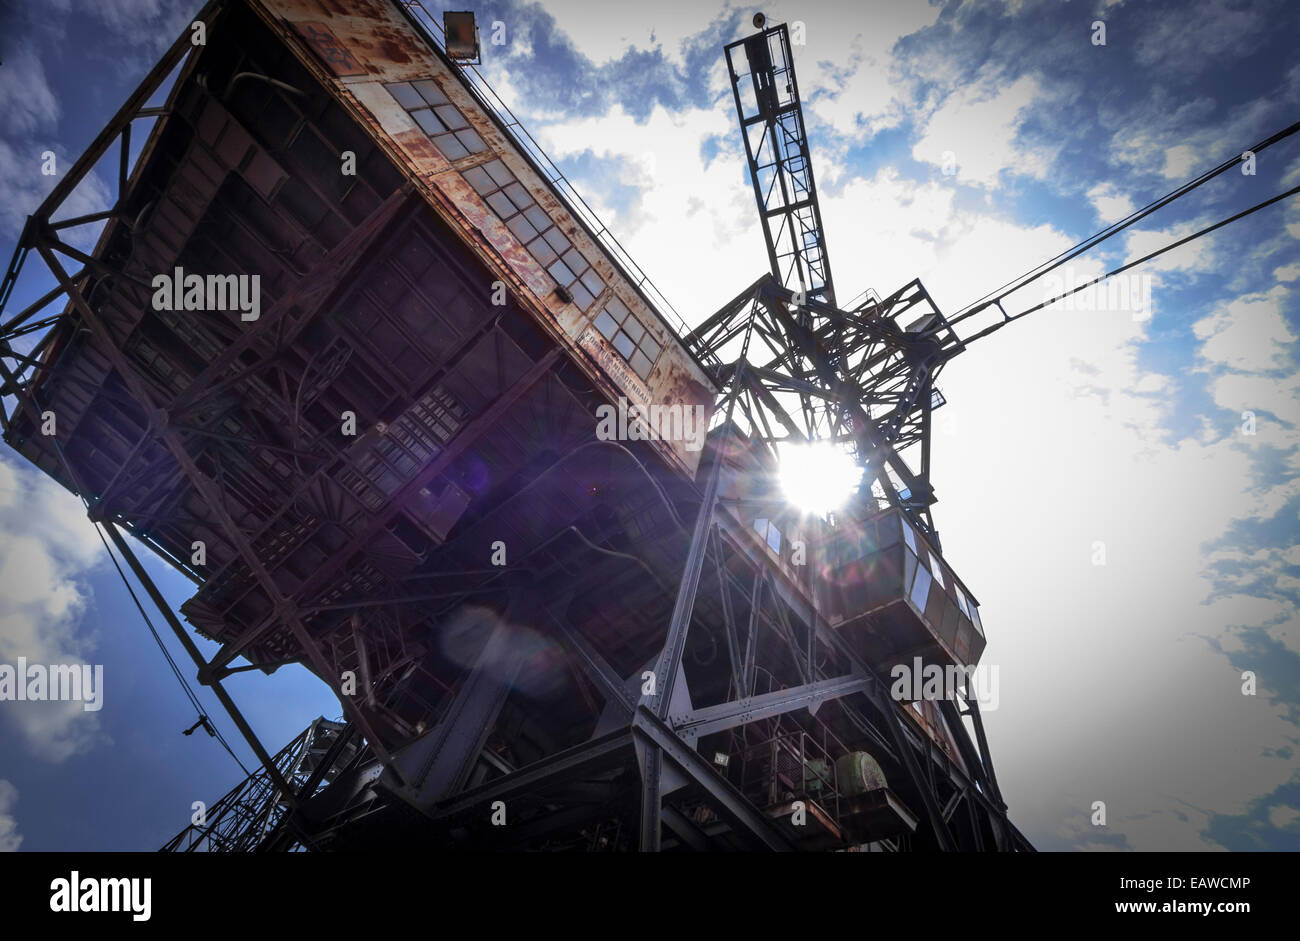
[
  {"x1": 1161, "y1": 144, "x2": 1199, "y2": 180},
  {"x1": 530, "y1": 0, "x2": 736, "y2": 65},
  {"x1": 0, "y1": 780, "x2": 20, "y2": 852},
  {"x1": 0, "y1": 45, "x2": 60, "y2": 136},
  {"x1": 532, "y1": 99, "x2": 764, "y2": 319},
  {"x1": 935, "y1": 311, "x2": 1298, "y2": 848},
  {"x1": 818, "y1": 164, "x2": 1105, "y2": 314},
  {"x1": 800, "y1": 2, "x2": 942, "y2": 137},
  {"x1": 1193, "y1": 286, "x2": 1296, "y2": 374},
  {"x1": 1268, "y1": 804, "x2": 1300, "y2": 829},
  {"x1": 0, "y1": 457, "x2": 108, "y2": 762},
  {"x1": 912, "y1": 75, "x2": 1052, "y2": 188},
  {"x1": 1124, "y1": 220, "x2": 1217, "y2": 275},
  {"x1": 1088, "y1": 182, "x2": 1136, "y2": 225}
]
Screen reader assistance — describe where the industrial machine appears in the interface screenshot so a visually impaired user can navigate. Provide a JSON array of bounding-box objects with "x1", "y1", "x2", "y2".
[{"x1": 0, "y1": 0, "x2": 1062, "y2": 851}]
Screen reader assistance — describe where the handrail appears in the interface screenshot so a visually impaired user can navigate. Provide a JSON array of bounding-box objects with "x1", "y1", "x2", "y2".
[{"x1": 397, "y1": 2, "x2": 720, "y2": 370}]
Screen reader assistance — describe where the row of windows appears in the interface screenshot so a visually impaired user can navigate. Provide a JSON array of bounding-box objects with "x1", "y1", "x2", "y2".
[
  {"x1": 458, "y1": 158, "x2": 605, "y2": 314},
  {"x1": 592, "y1": 295, "x2": 661, "y2": 380},
  {"x1": 901, "y1": 521, "x2": 982, "y2": 638},
  {"x1": 389, "y1": 78, "x2": 661, "y2": 382},
  {"x1": 385, "y1": 80, "x2": 487, "y2": 162},
  {"x1": 337, "y1": 386, "x2": 464, "y2": 511}
]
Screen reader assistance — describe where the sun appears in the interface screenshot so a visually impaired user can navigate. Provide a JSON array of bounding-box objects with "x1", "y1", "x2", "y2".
[{"x1": 777, "y1": 440, "x2": 864, "y2": 517}]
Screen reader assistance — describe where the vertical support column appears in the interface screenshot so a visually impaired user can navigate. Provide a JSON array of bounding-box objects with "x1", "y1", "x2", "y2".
[
  {"x1": 636, "y1": 738, "x2": 663, "y2": 852},
  {"x1": 638, "y1": 374, "x2": 740, "y2": 851}
]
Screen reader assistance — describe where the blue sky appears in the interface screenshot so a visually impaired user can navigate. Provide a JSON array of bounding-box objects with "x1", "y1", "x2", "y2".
[{"x1": 1, "y1": 0, "x2": 1299, "y2": 851}]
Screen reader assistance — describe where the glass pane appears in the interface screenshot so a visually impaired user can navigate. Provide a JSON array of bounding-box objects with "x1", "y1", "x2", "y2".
[
  {"x1": 606, "y1": 296, "x2": 629, "y2": 322},
  {"x1": 562, "y1": 247, "x2": 586, "y2": 274},
  {"x1": 504, "y1": 182, "x2": 532, "y2": 211},
  {"x1": 901, "y1": 520, "x2": 917, "y2": 554},
  {"x1": 570, "y1": 282, "x2": 595, "y2": 311},
  {"x1": 954, "y1": 585, "x2": 970, "y2": 619},
  {"x1": 543, "y1": 227, "x2": 571, "y2": 254},
  {"x1": 463, "y1": 165, "x2": 494, "y2": 195},
  {"x1": 456, "y1": 128, "x2": 486, "y2": 153},
  {"x1": 929, "y1": 552, "x2": 946, "y2": 589},
  {"x1": 387, "y1": 82, "x2": 424, "y2": 110},
  {"x1": 413, "y1": 80, "x2": 448, "y2": 105},
  {"x1": 630, "y1": 350, "x2": 652, "y2": 379},
  {"x1": 766, "y1": 524, "x2": 781, "y2": 555},
  {"x1": 486, "y1": 191, "x2": 515, "y2": 218},
  {"x1": 524, "y1": 206, "x2": 551, "y2": 232},
  {"x1": 613, "y1": 330, "x2": 636, "y2": 358},
  {"x1": 527, "y1": 236, "x2": 558, "y2": 267},
  {"x1": 432, "y1": 133, "x2": 469, "y2": 161},
  {"x1": 413, "y1": 108, "x2": 446, "y2": 135},
  {"x1": 594, "y1": 310, "x2": 619, "y2": 339},
  {"x1": 970, "y1": 604, "x2": 984, "y2": 637},
  {"x1": 506, "y1": 214, "x2": 539, "y2": 243},
  {"x1": 547, "y1": 259, "x2": 576, "y2": 285},
  {"x1": 622, "y1": 315, "x2": 644, "y2": 343},
  {"x1": 484, "y1": 159, "x2": 513, "y2": 186},
  {"x1": 434, "y1": 104, "x2": 467, "y2": 130},
  {"x1": 580, "y1": 268, "x2": 604, "y2": 298},
  {"x1": 640, "y1": 336, "x2": 660, "y2": 361},
  {"x1": 909, "y1": 563, "x2": 932, "y2": 612}
]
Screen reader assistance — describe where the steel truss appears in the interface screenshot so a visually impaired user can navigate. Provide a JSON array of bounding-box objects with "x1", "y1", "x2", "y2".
[
  {"x1": 685, "y1": 273, "x2": 962, "y2": 546},
  {"x1": 162, "y1": 717, "x2": 356, "y2": 852},
  {"x1": 725, "y1": 24, "x2": 835, "y2": 305},
  {"x1": 187, "y1": 417, "x2": 1031, "y2": 850}
]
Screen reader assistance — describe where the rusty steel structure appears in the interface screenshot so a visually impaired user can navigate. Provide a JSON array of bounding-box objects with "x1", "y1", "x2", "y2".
[{"x1": 0, "y1": 0, "x2": 1033, "y2": 851}]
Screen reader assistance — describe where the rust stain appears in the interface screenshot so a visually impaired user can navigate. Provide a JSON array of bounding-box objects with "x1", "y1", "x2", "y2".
[
  {"x1": 392, "y1": 128, "x2": 445, "y2": 168},
  {"x1": 256, "y1": 0, "x2": 716, "y2": 477},
  {"x1": 379, "y1": 39, "x2": 411, "y2": 63},
  {"x1": 292, "y1": 20, "x2": 368, "y2": 76}
]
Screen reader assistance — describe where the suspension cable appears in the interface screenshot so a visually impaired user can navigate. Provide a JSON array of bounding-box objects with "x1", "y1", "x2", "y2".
[{"x1": 944, "y1": 118, "x2": 1300, "y2": 334}]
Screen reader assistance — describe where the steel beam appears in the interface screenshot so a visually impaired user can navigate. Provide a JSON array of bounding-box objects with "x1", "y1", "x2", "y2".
[
  {"x1": 671, "y1": 674, "x2": 869, "y2": 739},
  {"x1": 103, "y1": 520, "x2": 297, "y2": 802},
  {"x1": 632, "y1": 706, "x2": 795, "y2": 852},
  {"x1": 430, "y1": 729, "x2": 635, "y2": 824},
  {"x1": 389, "y1": 589, "x2": 538, "y2": 807}
]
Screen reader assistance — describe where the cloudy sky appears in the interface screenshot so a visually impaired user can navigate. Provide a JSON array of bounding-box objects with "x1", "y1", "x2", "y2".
[{"x1": 1, "y1": 0, "x2": 1298, "y2": 851}]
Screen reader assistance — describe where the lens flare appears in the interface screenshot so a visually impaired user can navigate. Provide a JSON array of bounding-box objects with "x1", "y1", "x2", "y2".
[{"x1": 777, "y1": 440, "x2": 864, "y2": 517}]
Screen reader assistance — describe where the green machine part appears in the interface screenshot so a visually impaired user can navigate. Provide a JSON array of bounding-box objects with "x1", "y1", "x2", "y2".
[
  {"x1": 835, "y1": 751, "x2": 888, "y2": 798},
  {"x1": 803, "y1": 758, "x2": 832, "y2": 794}
]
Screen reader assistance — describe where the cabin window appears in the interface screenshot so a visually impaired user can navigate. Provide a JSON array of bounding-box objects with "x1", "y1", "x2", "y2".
[
  {"x1": 753, "y1": 518, "x2": 782, "y2": 556},
  {"x1": 593, "y1": 296, "x2": 660, "y2": 380},
  {"x1": 901, "y1": 519, "x2": 917, "y2": 554},
  {"x1": 954, "y1": 584, "x2": 970, "y2": 619},
  {"x1": 928, "y1": 551, "x2": 946, "y2": 589},
  {"x1": 385, "y1": 81, "x2": 487, "y2": 161},
  {"x1": 459, "y1": 157, "x2": 605, "y2": 310},
  {"x1": 909, "y1": 562, "x2": 932, "y2": 612}
]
